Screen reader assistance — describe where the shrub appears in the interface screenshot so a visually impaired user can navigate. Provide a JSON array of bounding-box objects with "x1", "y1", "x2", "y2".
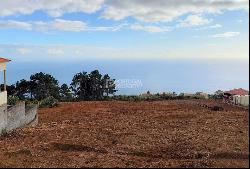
[
  {"x1": 39, "y1": 96, "x2": 58, "y2": 108},
  {"x1": 7, "y1": 96, "x2": 20, "y2": 106},
  {"x1": 25, "y1": 100, "x2": 39, "y2": 106}
]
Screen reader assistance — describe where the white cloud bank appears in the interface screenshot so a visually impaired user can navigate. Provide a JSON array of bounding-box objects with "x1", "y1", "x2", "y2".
[
  {"x1": 0, "y1": 0, "x2": 104, "y2": 17},
  {"x1": 0, "y1": 43, "x2": 248, "y2": 61},
  {"x1": 0, "y1": 0, "x2": 248, "y2": 22},
  {"x1": 102, "y1": 0, "x2": 249, "y2": 22},
  {"x1": 0, "y1": 0, "x2": 248, "y2": 33}
]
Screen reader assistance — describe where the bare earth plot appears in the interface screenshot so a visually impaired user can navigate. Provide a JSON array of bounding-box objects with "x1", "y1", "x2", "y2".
[{"x1": 0, "y1": 100, "x2": 249, "y2": 168}]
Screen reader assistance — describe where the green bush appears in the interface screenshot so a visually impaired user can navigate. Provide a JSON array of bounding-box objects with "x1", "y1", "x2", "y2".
[
  {"x1": 39, "y1": 96, "x2": 58, "y2": 108},
  {"x1": 25, "y1": 100, "x2": 39, "y2": 106},
  {"x1": 7, "y1": 96, "x2": 20, "y2": 106}
]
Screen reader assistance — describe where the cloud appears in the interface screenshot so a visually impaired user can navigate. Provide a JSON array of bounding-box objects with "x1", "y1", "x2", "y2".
[
  {"x1": 0, "y1": 0, "x2": 104, "y2": 17},
  {"x1": 0, "y1": 19, "x2": 87, "y2": 32},
  {"x1": 44, "y1": 19, "x2": 86, "y2": 32},
  {"x1": 85, "y1": 23, "x2": 128, "y2": 32},
  {"x1": 0, "y1": 20, "x2": 32, "y2": 30},
  {"x1": 102, "y1": 0, "x2": 249, "y2": 22},
  {"x1": 212, "y1": 31, "x2": 240, "y2": 38},
  {"x1": 178, "y1": 15, "x2": 212, "y2": 27},
  {"x1": 0, "y1": 19, "x2": 170, "y2": 33},
  {"x1": 130, "y1": 24, "x2": 170, "y2": 33},
  {"x1": 1, "y1": 44, "x2": 171, "y2": 60},
  {"x1": 0, "y1": 0, "x2": 248, "y2": 23},
  {"x1": 1, "y1": 42, "x2": 249, "y2": 61},
  {"x1": 209, "y1": 24, "x2": 223, "y2": 28},
  {"x1": 0, "y1": 19, "x2": 128, "y2": 32},
  {"x1": 196, "y1": 23, "x2": 223, "y2": 30}
]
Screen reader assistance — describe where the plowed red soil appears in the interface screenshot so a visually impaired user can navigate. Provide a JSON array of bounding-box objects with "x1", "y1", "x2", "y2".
[{"x1": 0, "y1": 100, "x2": 249, "y2": 168}]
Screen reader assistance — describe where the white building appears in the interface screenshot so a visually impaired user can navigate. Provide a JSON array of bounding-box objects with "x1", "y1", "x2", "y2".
[
  {"x1": 224, "y1": 88, "x2": 249, "y2": 107},
  {"x1": 0, "y1": 58, "x2": 38, "y2": 135},
  {"x1": 0, "y1": 58, "x2": 10, "y2": 105}
]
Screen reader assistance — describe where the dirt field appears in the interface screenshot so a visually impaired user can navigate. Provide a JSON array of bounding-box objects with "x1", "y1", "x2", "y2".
[{"x1": 0, "y1": 100, "x2": 249, "y2": 168}]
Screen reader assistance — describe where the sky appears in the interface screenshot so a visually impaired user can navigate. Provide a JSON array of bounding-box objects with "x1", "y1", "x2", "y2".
[{"x1": 0, "y1": 0, "x2": 249, "y2": 94}]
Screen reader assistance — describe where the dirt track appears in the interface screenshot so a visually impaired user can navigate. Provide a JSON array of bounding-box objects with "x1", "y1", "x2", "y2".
[{"x1": 0, "y1": 100, "x2": 249, "y2": 168}]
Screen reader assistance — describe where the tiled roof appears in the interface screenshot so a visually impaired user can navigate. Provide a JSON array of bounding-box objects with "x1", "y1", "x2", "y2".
[
  {"x1": 0, "y1": 58, "x2": 11, "y2": 63},
  {"x1": 224, "y1": 88, "x2": 249, "y2": 95}
]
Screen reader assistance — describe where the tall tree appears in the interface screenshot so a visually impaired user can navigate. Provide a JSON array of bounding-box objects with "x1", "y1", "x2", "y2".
[
  {"x1": 102, "y1": 74, "x2": 116, "y2": 97},
  {"x1": 71, "y1": 71, "x2": 117, "y2": 100},
  {"x1": 15, "y1": 79, "x2": 31, "y2": 99},
  {"x1": 60, "y1": 84, "x2": 73, "y2": 102},
  {"x1": 1, "y1": 84, "x2": 16, "y2": 97},
  {"x1": 30, "y1": 72, "x2": 60, "y2": 100},
  {"x1": 70, "y1": 72, "x2": 89, "y2": 100},
  {"x1": 89, "y1": 70, "x2": 103, "y2": 100}
]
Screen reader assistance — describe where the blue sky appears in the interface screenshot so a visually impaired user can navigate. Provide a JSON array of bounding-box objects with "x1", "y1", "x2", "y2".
[{"x1": 0, "y1": 0, "x2": 249, "y2": 94}]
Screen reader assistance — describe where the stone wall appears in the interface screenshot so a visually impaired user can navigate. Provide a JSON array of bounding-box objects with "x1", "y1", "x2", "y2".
[
  {"x1": 0, "y1": 102, "x2": 38, "y2": 135},
  {"x1": 6, "y1": 102, "x2": 26, "y2": 132},
  {"x1": 25, "y1": 104, "x2": 38, "y2": 126}
]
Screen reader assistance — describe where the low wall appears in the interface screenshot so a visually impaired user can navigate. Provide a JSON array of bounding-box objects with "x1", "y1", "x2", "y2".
[
  {"x1": 6, "y1": 102, "x2": 26, "y2": 132},
  {"x1": 0, "y1": 104, "x2": 7, "y2": 134},
  {"x1": 25, "y1": 104, "x2": 38, "y2": 126},
  {"x1": 0, "y1": 102, "x2": 38, "y2": 135}
]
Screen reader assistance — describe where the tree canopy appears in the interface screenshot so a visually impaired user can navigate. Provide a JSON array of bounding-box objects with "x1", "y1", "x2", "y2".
[
  {"x1": 7, "y1": 70, "x2": 117, "y2": 102},
  {"x1": 71, "y1": 70, "x2": 116, "y2": 100}
]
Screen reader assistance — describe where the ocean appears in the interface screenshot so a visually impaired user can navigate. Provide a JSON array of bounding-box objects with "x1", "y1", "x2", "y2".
[{"x1": 5, "y1": 58, "x2": 249, "y2": 95}]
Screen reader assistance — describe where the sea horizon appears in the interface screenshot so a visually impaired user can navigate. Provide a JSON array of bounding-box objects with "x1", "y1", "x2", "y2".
[{"x1": 5, "y1": 57, "x2": 249, "y2": 95}]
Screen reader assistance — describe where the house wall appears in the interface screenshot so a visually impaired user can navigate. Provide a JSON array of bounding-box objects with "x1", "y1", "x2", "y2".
[
  {"x1": 0, "y1": 91, "x2": 7, "y2": 106},
  {"x1": 232, "y1": 95, "x2": 249, "y2": 107},
  {"x1": 233, "y1": 95, "x2": 240, "y2": 105},
  {"x1": 0, "y1": 63, "x2": 6, "y2": 71},
  {"x1": 0, "y1": 102, "x2": 38, "y2": 135},
  {"x1": 199, "y1": 93, "x2": 209, "y2": 99},
  {"x1": 183, "y1": 93, "x2": 194, "y2": 97},
  {"x1": 239, "y1": 96, "x2": 249, "y2": 107}
]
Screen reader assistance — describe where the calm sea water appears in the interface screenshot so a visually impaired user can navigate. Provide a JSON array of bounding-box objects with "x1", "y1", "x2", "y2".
[{"x1": 5, "y1": 59, "x2": 249, "y2": 95}]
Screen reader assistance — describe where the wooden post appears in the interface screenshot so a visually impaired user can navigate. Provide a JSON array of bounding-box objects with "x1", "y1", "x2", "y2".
[{"x1": 4, "y1": 69, "x2": 6, "y2": 91}]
